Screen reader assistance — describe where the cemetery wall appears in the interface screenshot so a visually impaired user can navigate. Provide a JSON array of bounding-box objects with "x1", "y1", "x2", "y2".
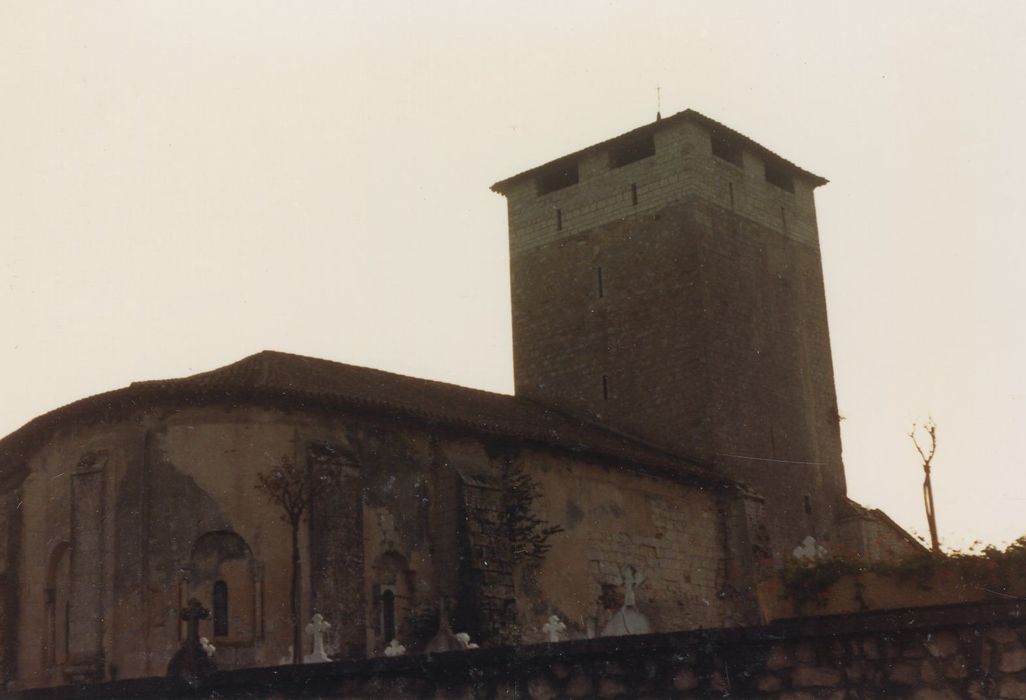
[{"x1": 8, "y1": 600, "x2": 1026, "y2": 699}]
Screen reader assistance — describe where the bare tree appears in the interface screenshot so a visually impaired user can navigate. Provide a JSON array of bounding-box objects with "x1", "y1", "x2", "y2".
[
  {"x1": 256, "y1": 454, "x2": 343, "y2": 664},
  {"x1": 909, "y1": 419, "x2": 940, "y2": 553}
]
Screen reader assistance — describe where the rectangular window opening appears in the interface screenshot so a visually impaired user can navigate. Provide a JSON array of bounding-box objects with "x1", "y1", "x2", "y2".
[
  {"x1": 780, "y1": 206, "x2": 788, "y2": 233},
  {"x1": 602, "y1": 374, "x2": 609, "y2": 400},
  {"x1": 609, "y1": 133, "x2": 655, "y2": 169},
  {"x1": 764, "y1": 161, "x2": 795, "y2": 193},
  {"x1": 630, "y1": 183, "x2": 638, "y2": 206},
  {"x1": 728, "y1": 182, "x2": 735, "y2": 210},
  {"x1": 213, "y1": 580, "x2": 229, "y2": 637},
  {"x1": 711, "y1": 131, "x2": 743, "y2": 167},
  {"x1": 556, "y1": 208, "x2": 563, "y2": 231},
  {"x1": 597, "y1": 267, "x2": 604, "y2": 298},
  {"x1": 536, "y1": 160, "x2": 579, "y2": 196}
]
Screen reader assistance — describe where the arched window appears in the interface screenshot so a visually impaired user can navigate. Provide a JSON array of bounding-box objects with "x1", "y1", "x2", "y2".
[
  {"x1": 188, "y1": 531, "x2": 258, "y2": 649},
  {"x1": 381, "y1": 589, "x2": 396, "y2": 642},
  {"x1": 213, "y1": 580, "x2": 229, "y2": 637},
  {"x1": 44, "y1": 542, "x2": 71, "y2": 667}
]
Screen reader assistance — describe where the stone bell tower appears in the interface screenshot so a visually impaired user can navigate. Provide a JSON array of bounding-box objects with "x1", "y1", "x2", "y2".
[{"x1": 492, "y1": 110, "x2": 847, "y2": 557}]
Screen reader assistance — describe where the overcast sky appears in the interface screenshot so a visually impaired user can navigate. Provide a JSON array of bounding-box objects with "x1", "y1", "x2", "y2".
[{"x1": 2, "y1": 2, "x2": 1024, "y2": 551}]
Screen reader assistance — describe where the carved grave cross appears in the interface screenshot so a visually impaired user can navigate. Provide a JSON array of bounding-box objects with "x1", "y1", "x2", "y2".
[
  {"x1": 621, "y1": 566, "x2": 645, "y2": 607},
  {"x1": 305, "y1": 613, "x2": 331, "y2": 662},
  {"x1": 542, "y1": 614, "x2": 567, "y2": 643},
  {"x1": 180, "y1": 598, "x2": 209, "y2": 644}
]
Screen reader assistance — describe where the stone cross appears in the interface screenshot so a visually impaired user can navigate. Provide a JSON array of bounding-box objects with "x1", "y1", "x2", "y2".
[
  {"x1": 166, "y1": 599, "x2": 215, "y2": 678},
  {"x1": 305, "y1": 613, "x2": 332, "y2": 663},
  {"x1": 621, "y1": 566, "x2": 645, "y2": 607},
  {"x1": 543, "y1": 614, "x2": 567, "y2": 643},
  {"x1": 180, "y1": 598, "x2": 209, "y2": 644},
  {"x1": 793, "y1": 535, "x2": 827, "y2": 562},
  {"x1": 384, "y1": 639, "x2": 406, "y2": 657}
]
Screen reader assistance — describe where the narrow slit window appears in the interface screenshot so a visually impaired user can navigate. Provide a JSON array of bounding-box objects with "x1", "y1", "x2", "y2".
[
  {"x1": 803, "y1": 495, "x2": 813, "y2": 516},
  {"x1": 213, "y1": 580, "x2": 229, "y2": 637},
  {"x1": 781, "y1": 206, "x2": 788, "y2": 233},
  {"x1": 597, "y1": 267, "x2": 604, "y2": 298},
  {"x1": 728, "y1": 182, "x2": 735, "y2": 210},
  {"x1": 64, "y1": 601, "x2": 70, "y2": 658},
  {"x1": 45, "y1": 589, "x2": 55, "y2": 665},
  {"x1": 631, "y1": 183, "x2": 638, "y2": 206},
  {"x1": 382, "y1": 589, "x2": 396, "y2": 642},
  {"x1": 556, "y1": 208, "x2": 563, "y2": 231},
  {"x1": 602, "y1": 375, "x2": 609, "y2": 400}
]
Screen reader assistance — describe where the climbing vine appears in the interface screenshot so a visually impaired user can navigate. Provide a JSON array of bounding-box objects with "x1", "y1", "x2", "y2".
[
  {"x1": 498, "y1": 458, "x2": 563, "y2": 563},
  {"x1": 774, "y1": 536, "x2": 1026, "y2": 608}
]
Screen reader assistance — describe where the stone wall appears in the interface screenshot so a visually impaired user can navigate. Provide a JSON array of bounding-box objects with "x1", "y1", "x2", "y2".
[
  {"x1": 523, "y1": 454, "x2": 734, "y2": 638},
  {"x1": 10, "y1": 600, "x2": 1026, "y2": 699},
  {"x1": 501, "y1": 116, "x2": 820, "y2": 255},
  {"x1": 0, "y1": 398, "x2": 742, "y2": 690},
  {"x1": 508, "y1": 193, "x2": 846, "y2": 560}
]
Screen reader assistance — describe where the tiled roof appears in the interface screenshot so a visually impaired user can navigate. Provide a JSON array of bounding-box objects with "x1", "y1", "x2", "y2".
[
  {"x1": 490, "y1": 108, "x2": 828, "y2": 195},
  {"x1": 838, "y1": 497, "x2": 928, "y2": 552},
  {"x1": 0, "y1": 351, "x2": 729, "y2": 488}
]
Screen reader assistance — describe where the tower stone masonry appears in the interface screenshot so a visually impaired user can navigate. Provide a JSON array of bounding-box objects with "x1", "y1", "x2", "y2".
[{"x1": 492, "y1": 110, "x2": 847, "y2": 557}]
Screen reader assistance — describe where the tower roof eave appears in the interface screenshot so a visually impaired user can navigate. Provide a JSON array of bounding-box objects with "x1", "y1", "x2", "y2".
[{"x1": 490, "y1": 108, "x2": 828, "y2": 196}]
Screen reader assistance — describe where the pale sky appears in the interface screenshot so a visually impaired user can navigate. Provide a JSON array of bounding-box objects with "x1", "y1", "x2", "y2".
[{"x1": 2, "y1": 2, "x2": 1024, "y2": 551}]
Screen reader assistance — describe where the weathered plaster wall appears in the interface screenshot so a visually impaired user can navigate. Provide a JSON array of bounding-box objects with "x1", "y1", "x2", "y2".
[
  {"x1": 519, "y1": 452, "x2": 728, "y2": 641},
  {"x1": 3, "y1": 400, "x2": 735, "y2": 690}
]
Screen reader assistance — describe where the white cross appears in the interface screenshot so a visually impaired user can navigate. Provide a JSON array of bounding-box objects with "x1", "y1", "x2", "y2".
[
  {"x1": 305, "y1": 613, "x2": 332, "y2": 663},
  {"x1": 384, "y1": 638, "x2": 406, "y2": 657},
  {"x1": 621, "y1": 565, "x2": 645, "y2": 607},
  {"x1": 542, "y1": 615, "x2": 567, "y2": 643},
  {"x1": 793, "y1": 536, "x2": 827, "y2": 562}
]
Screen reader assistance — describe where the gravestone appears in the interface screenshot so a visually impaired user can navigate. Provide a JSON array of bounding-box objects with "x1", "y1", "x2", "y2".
[
  {"x1": 304, "y1": 613, "x2": 332, "y2": 663},
  {"x1": 793, "y1": 535, "x2": 827, "y2": 561},
  {"x1": 543, "y1": 615, "x2": 567, "y2": 643},
  {"x1": 166, "y1": 599, "x2": 218, "y2": 678},
  {"x1": 455, "y1": 632, "x2": 479, "y2": 649},
  {"x1": 425, "y1": 598, "x2": 462, "y2": 652},
  {"x1": 601, "y1": 565, "x2": 653, "y2": 637}
]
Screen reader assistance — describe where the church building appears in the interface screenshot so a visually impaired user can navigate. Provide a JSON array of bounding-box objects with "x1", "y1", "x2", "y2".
[{"x1": 0, "y1": 110, "x2": 918, "y2": 689}]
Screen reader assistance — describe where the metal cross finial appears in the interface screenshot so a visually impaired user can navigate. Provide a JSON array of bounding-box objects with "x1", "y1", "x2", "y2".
[{"x1": 656, "y1": 84, "x2": 662, "y2": 120}]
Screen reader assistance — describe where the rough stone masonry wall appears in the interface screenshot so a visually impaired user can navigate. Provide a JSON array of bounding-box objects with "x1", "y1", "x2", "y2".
[
  {"x1": 502, "y1": 117, "x2": 820, "y2": 257},
  {"x1": 508, "y1": 196, "x2": 846, "y2": 559},
  {"x1": 12, "y1": 601, "x2": 1026, "y2": 699},
  {"x1": 525, "y1": 455, "x2": 730, "y2": 638}
]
